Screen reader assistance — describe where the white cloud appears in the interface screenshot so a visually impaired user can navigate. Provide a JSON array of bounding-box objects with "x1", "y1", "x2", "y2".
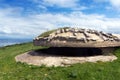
[
  {"x1": 38, "y1": 5, "x2": 47, "y2": 10},
  {"x1": 93, "y1": 0, "x2": 120, "y2": 10},
  {"x1": 42, "y1": 0, "x2": 79, "y2": 8},
  {"x1": 0, "y1": 7, "x2": 120, "y2": 38},
  {"x1": 109, "y1": 0, "x2": 120, "y2": 8},
  {"x1": 0, "y1": 7, "x2": 56, "y2": 38},
  {"x1": 31, "y1": 0, "x2": 87, "y2": 11}
]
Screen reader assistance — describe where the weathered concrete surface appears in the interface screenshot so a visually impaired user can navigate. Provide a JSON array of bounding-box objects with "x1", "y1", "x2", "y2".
[
  {"x1": 15, "y1": 51, "x2": 117, "y2": 67},
  {"x1": 100, "y1": 47, "x2": 115, "y2": 55},
  {"x1": 33, "y1": 28, "x2": 120, "y2": 48},
  {"x1": 34, "y1": 40, "x2": 120, "y2": 47}
]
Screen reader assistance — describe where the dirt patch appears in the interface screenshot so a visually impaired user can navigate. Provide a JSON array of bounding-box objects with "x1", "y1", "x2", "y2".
[{"x1": 15, "y1": 51, "x2": 117, "y2": 67}]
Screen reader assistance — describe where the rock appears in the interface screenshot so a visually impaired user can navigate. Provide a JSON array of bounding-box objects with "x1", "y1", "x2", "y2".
[
  {"x1": 87, "y1": 38, "x2": 96, "y2": 42},
  {"x1": 78, "y1": 28, "x2": 85, "y2": 33},
  {"x1": 61, "y1": 29, "x2": 65, "y2": 33},
  {"x1": 74, "y1": 28, "x2": 79, "y2": 32},
  {"x1": 56, "y1": 30, "x2": 61, "y2": 34},
  {"x1": 65, "y1": 28, "x2": 70, "y2": 32},
  {"x1": 83, "y1": 31, "x2": 89, "y2": 37},
  {"x1": 73, "y1": 33, "x2": 77, "y2": 36}
]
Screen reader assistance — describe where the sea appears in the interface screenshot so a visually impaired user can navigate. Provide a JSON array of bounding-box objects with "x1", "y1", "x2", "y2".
[{"x1": 0, "y1": 38, "x2": 32, "y2": 47}]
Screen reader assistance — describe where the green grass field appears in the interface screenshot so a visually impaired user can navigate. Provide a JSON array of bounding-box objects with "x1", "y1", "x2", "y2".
[{"x1": 0, "y1": 42, "x2": 120, "y2": 80}]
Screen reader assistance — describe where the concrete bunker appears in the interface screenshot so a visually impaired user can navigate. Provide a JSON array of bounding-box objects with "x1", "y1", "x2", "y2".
[
  {"x1": 15, "y1": 27, "x2": 120, "y2": 67},
  {"x1": 33, "y1": 27, "x2": 120, "y2": 56}
]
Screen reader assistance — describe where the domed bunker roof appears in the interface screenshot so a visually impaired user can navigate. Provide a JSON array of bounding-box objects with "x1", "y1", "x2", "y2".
[{"x1": 33, "y1": 27, "x2": 120, "y2": 48}]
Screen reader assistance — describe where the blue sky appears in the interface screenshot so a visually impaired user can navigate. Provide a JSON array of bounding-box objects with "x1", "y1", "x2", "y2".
[{"x1": 0, "y1": 0, "x2": 120, "y2": 38}]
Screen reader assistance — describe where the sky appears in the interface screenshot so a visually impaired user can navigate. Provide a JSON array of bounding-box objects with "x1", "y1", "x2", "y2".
[{"x1": 0, "y1": 0, "x2": 120, "y2": 39}]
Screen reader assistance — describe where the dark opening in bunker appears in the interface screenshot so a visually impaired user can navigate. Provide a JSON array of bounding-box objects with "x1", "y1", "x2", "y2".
[{"x1": 35, "y1": 47, "x2": 103, "y2": 57}]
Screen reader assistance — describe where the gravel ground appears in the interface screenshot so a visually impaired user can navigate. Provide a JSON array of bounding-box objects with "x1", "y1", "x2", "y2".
[{"x1": 15, "y1": 51, "x2": 117, "y2": 67}]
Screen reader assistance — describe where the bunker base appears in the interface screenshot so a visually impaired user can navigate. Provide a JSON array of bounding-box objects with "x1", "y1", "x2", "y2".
[{"x1": 15, "y1": 48, "x2": 117, "y2": 67}]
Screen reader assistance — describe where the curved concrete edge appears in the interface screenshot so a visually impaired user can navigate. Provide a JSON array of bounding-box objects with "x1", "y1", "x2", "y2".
[
  {"x1": 15, "y1": 51, "x2": 117, "y2": 67},
  {"x1": 33, "y1": 40, "x2": 120, "y2": 48}
]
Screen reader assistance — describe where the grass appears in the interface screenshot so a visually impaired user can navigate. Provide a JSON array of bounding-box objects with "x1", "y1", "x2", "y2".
[
  {"x1": 0, "y1": 42, "x2": 120, "y2": 80},
  {"x1": 38, "y1": 29, "x2": 56, "y2": 37},
  {"x1": 38, "y1": 27, "x2": 70, "y2": 37}
]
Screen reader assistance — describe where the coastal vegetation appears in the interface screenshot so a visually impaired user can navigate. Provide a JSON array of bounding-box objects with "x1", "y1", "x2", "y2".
[{"x1": 0, "y1": 42, "x2": 120, "y2": 80}]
